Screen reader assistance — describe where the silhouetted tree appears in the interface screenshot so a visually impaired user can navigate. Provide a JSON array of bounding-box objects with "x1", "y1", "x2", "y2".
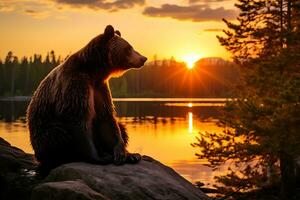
[
  {"x1": 18, "y1": 57, "x2": 29, "y2": 94},
  {"x1": 194, "y1": 0, "x2": 300, "y2": 199}
]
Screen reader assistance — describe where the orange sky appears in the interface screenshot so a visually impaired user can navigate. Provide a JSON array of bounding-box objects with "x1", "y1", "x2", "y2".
[{"x1": 0, "y1": 0, "x2": 237, "y2": 61}]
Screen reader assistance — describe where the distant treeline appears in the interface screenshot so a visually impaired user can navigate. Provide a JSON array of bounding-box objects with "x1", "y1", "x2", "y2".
[
  {"x1": 0, "y1": 51, "x2": 239, "y2": 97},
  {"x1": 0, "y1": 51, "x2": 60, "y2": 96}
]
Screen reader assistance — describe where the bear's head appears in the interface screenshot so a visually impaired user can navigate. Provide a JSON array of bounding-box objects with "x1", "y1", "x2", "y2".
[{"x1": 102, "y1": 25, "x2": 147, "y2": 73}]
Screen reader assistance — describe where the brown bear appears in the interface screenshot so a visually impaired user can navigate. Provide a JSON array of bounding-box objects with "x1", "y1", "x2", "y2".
[{"x1": 26, "y1": 25, "x2": 147, "y2": 171}]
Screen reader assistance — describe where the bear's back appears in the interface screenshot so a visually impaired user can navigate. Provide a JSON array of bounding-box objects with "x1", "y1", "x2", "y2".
[{"x1": 27, "y1": 62, "x2": 89, "y2": 129}]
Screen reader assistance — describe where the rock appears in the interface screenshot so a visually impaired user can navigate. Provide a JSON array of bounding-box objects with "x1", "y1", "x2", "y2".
[
  {"x1": 0, "y1": 137, "x2": 36, "y2": 171},
  {"x1": 0, "y1": 137, "x2": 209, "y2": 200},
  {"x1": 0, "y1": 137, "x2": 39, "y2": 200},
  {"x1": 32, "y1": 156, "x2": 209, "y2": 200},
  {"x1": 32, "y1": 180, "x2": 108, "y2": 200}
]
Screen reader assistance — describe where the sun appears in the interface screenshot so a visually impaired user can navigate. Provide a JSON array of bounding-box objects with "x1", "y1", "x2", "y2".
[{"x1": 181, "y1": 54, "x2": 202, "y2": 69}]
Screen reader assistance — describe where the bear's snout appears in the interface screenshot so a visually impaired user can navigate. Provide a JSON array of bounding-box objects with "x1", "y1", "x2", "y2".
[
  {"x1": 141, "y1": 56, "x2": 147, "y2": 63},
  {"x1": 134, "y1": 55, "x2": 147, "y2": 68},
  {"x1": 140, "y1": 56, "x2": 147, "y2": 65},
  {"x1": 129, "y1": 50, "x2": 147, "y2": 68}
]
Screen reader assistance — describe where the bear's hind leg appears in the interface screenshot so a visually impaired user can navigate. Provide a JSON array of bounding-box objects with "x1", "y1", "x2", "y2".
[
  {"x1": 33, "y1": 123, "x2": 112, "y2": 173},
  {"x1": 32, "y1": 126, "x2": 78, "y2": 172}
]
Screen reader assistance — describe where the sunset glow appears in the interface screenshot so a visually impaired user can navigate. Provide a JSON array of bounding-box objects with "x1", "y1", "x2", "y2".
[{"x1": 0, "y1": 0, "x2": 235, "y2": 60}]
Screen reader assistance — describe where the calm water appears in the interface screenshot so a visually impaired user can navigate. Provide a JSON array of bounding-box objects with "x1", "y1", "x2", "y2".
[{"x1": 0, "y1": 98, "x2": 228, "y2": 186}]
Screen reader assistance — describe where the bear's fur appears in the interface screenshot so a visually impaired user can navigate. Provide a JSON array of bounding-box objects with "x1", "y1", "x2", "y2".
[{"x1": 26, "y1": 25, "x2": 147, "y2": 171}]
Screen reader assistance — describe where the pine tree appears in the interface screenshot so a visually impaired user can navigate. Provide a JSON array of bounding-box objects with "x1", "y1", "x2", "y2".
[
  {"x1": 193, "y1": 0, "x2": 300, "y2": 199},
  {"x1": 19, "y1": 57, "x2": 29, "y2": 95},
  {"x1": 4, "y1": 52, "x2": 14, "y2": 96}
]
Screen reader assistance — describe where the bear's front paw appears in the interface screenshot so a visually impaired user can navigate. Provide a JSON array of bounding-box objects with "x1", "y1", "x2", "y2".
[
  {"x1": 126, "y1": 153, "x2": 141, "y2": 164},
  {"x1": 113, "y1": 143, "x2": 127, "y2": 165}
]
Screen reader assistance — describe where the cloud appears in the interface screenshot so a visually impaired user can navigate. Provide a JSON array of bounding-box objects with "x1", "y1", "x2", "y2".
[
  {"x1": 0, "y1": 1, "x2": 15, "y2": 12},
  {"x1": 0, "y1": 0, "x2": 145, "y2": 16},
  {"x1": 24, "y1": 9, "x2": 50, "y2": 19},
  {"x1": 25, "y1": 9, "x2": 37, "y2": 14},
  {"x1": 0, "y1": 1, "x2": 52, "y2": 14},
  {"x1": 51, "y1": 0, "x2": 145, "y2": 11},
  {"x1": 143, "y1": 4, "x2": 236, "y2": 22}
]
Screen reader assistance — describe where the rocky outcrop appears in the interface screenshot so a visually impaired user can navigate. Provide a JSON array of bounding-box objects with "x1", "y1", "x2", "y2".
[
  {"x1": 0, "y1": 137, "x2": 209, "y2": 200},
  {"x1": 0, "y1": 137, "x2": 39, "y2": 200},
  {"x1": 31, "y1": 157, "x2": 209, "y2": 200}
]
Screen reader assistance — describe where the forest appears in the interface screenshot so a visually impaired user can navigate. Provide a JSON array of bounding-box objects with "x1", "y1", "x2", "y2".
[{"x1": 0, "y1": 51, "x2": 239, "y2": 98}]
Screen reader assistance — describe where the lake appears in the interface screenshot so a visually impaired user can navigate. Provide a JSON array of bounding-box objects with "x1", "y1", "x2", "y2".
[{"x1": 0, "y1": 98, "x2": 229, "y2": 187}]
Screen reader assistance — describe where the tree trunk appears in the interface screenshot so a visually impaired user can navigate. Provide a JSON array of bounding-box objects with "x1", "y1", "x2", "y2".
[{"x1": 280, "y1": 151, "x2": 296, "y2": 200}]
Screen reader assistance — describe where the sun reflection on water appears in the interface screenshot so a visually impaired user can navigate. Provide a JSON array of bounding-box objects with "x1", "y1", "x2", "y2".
[{"x1": 188, "y1": 112, "x2": 193, "y2": 133}]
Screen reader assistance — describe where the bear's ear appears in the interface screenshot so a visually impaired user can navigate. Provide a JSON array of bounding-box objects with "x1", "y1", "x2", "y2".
[
  {"x1": 104, "y1": 25, "x2": 115, "y2": 39},
  {"x1": 115, "y1": 30, "x2": 121, "y2": 37}
]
